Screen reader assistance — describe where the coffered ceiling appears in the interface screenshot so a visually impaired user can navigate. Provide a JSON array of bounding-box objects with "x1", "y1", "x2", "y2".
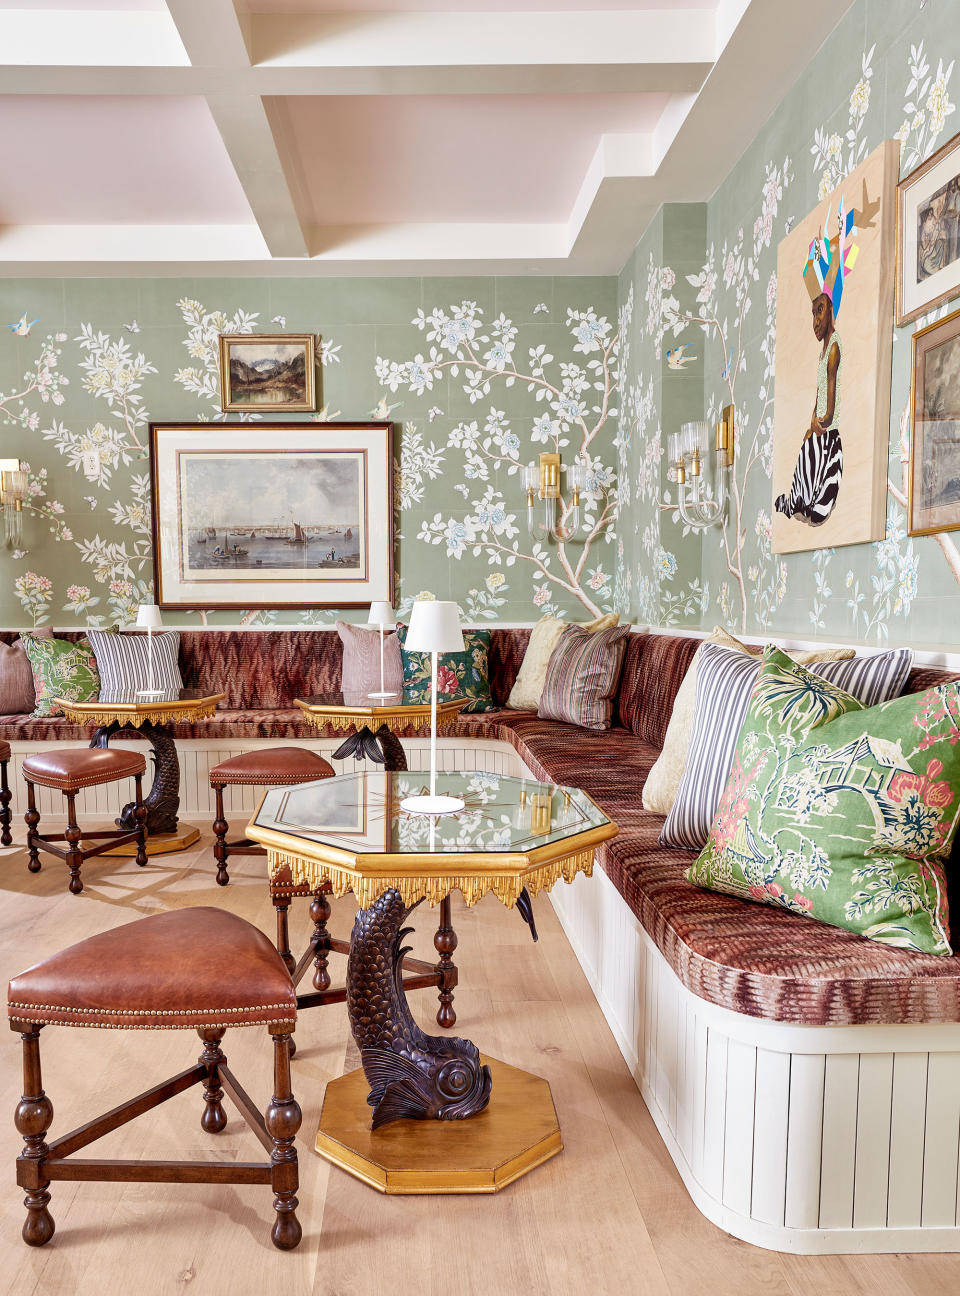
[{"x1": 0, "y1": 0, "x2": 855, "y2": 276}]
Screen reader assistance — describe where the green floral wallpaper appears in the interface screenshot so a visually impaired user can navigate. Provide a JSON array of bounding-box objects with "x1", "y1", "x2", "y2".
[
  {"x1": 0, "y1": 277, "x2": 618, "y2": 628},
  {"x1": 618, "y1": 0, "x2": 960, "y2": 651}
]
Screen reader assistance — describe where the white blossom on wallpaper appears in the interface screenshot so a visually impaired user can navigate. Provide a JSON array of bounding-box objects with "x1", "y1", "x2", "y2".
[{"x1": 377, "y1": 300, "x2": 621, "y2": 617}]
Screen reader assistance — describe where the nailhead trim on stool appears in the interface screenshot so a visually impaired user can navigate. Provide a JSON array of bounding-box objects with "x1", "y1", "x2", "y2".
[{"x1": 8, "y1": 907, "x2": 302, "y2": 1251}]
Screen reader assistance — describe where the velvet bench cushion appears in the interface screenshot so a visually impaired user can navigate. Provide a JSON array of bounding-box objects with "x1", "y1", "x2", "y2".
[{"x1": 6, "y1": 627, "x2": 960, "y2": 1029}]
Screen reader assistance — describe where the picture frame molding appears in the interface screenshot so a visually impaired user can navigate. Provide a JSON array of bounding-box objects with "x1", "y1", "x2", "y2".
[
  {"x1": 896, "y1": 128, "x2": 960, "y2": 328},
  {"x1": 908, "y1": 303, "x2": 960, "y2": 538},
  {"x1": 147, "y1": 420, "x2": 395, "y2": 610},
  {"x1": 217, "y1": 332, "x2": 317, "y2": 413}
]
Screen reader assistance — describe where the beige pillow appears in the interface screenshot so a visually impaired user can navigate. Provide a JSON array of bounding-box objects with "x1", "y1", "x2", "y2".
[
  {"x1": 506, "y1": 612, "x2": 618, "y2": 710},
  {"x1": 641, "y1": 627, "x2": 856, "y2": 815}
]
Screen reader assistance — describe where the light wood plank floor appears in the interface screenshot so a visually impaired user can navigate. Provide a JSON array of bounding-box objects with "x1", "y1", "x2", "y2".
[{"x1": 2, "y1": 827, "x2": 960, "y2": 1296}]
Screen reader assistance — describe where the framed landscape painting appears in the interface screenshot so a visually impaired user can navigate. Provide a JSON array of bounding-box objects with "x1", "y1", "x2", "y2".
[
  {"x1": 909, "y1": 305, "x2": 960, "y2": 537},
  {"x1": 218, "y1": 333, "x2": 316, "y2": 412},
  {"x1": 148, "y1": 422, "x2": 395, "y2": 610},
  {"x1": 897, "y1": 129, "x2": 960, "y2": 327}
]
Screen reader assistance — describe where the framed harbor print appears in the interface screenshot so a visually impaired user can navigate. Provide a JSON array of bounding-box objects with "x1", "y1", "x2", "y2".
[
  {"x1": 218, "y1": 333, "x2": 316, "y2": 412},
  {"x1": 148, "y1": 422, "x2": 395, "y2": 610},
  {"x1": 897, "y1": 129, "x2": 960, "y2": 327},
  {"x1": 908, "y1": 305, "x2": 960, "y2": 537},
  {"x1": 772, "y1": 139, "x2": 898, "y2": 555}
]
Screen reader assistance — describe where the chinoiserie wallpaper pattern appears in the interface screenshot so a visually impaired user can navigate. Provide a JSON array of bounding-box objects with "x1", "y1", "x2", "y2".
[
  {"x1": 1, "y1": 0, "x2": 957, "y2": 651},
  {"x1": 617, "y1": 0, "x2": 960, "y2": 650},
  {"x1": 0, "y1": 277, "x2": 619, "y2": 627}
]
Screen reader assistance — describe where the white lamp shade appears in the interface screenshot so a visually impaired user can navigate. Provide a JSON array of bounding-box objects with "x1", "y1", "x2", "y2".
[
  {"x1": 135, "y1": 603, "x2": 163, "y2": 630},
  {"x1": 404, "y1": 600, "x2": 464, "y2": 654},
  {"x1": 367, "y1": 601, "x2": 395, "y2": 628}
]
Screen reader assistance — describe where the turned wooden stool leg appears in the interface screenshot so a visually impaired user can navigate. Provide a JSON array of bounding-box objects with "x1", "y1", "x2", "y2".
[
  {"x1": 198, "y1": 1028, "x2": 228, "y2": 1134},
  {"x1": 273, "y1": 896, "x2": 295, "y2": 974},
  {"x1": 0, "y1": 758, "x2": 12, "y2": 847},
  {"x1": 64, "y1": 792, "x2": 83, "y2": 896},
  {"x1": 267, "y1": 1030, "x2": 302, "y2": 1252},
  {"x1": 434, "y1": 893, "x2": 458, "y2": 1028},
  {"x1": 133, "y1": 774, "x2": 148, "y2": 867},
  {"x1": 24, "y1": 782, "x2": 41, "y2": 874},
  {"x1": 14, "y1": 1025, "x2": 55, "y2": 1248},
  {"x1": 310, "y1": 891, "x2": 332, "y2": 992},
  {"x1": 212, "y1": 786, "x2": 230, "y2": 887}
]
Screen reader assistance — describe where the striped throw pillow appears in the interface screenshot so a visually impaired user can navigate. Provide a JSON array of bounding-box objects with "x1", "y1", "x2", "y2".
[
  {"x1": 538, "y1": 623, "x2": 631, "y2": 730},
  {"x1": 660, "y1": 642, "x2": 914, "y2": 850},
  {"x1": 88, "y1": 628, "x2": 183, "y2": 698}
]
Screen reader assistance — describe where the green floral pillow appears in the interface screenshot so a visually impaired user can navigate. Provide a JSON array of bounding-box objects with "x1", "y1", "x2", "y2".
[
  {"x1": 688, "y1": 646, "x2": 960, "y2": 957},
  {"x1": 397, "y1": 624, "x2": 494, "y2": 714},
  {"x1": 21, "y1": 634, "x2": 100, "y2": 718}
]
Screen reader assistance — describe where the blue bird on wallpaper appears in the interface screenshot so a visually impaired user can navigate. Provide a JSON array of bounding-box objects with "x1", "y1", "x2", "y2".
[
  {"x1": 666, "y1": 344, "x2": 697, "y2": 370},
  {"x1": 721, "y1": 347, "x2": 735, "y2": 380},
  {"x1": 8, "y1": 313, "x2": 39, "y2": 337}
]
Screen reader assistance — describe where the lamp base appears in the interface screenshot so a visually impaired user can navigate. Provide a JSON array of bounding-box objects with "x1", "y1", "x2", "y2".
[
  {"x1": 135, "y1": 688, "x2": 167, "y2": 700},
  {"x1": 400, "y1": 794, "x2": 465, "y2": 816},
  {"x1": 367, "y1": 690, "x2": 399, "y2": 699}
]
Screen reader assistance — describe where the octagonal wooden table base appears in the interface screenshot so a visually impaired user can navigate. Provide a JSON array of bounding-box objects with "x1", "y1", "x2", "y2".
[{"x1": 315, "y1": 1056, "x2": 561, "y2": 1193}]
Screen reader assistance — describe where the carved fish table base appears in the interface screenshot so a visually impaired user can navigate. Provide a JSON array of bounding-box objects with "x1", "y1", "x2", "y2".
[{"x1": 347, "y1": 889, "x2": 492, "y2": 1127}]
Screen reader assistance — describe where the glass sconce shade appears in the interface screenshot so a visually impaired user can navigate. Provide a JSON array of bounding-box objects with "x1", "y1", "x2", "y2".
[
  {"x1": 0, "y1": 461, "x2": 28, "y2": 549},
  {"x1": 671, "y1": 416, "x2": 733, "y2": 530},
  {"x1": 523, "y1": 454, "x2": 586, "y2": 540}
]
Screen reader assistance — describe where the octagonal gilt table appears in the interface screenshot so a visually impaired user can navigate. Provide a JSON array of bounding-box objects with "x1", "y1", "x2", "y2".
[
  {"x1": 295, "y1": 692, "x2": 469, "y2": 772},
  {"x1": 52, "y1": 688, "x2": 224, "y2": 855},
  {"x1": 247, "y1": 769, "x2": 617, "y2": 1193}
]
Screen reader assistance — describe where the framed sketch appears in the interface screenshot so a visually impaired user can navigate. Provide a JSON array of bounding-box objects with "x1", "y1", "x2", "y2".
[
  {"x1": 148, "y1": 422, "x2": 395, "y2": 609},
  {"x1": 218, "y1": 333, "x2": 316, "y2": 412},
  {"x1": 908, "y1": 305, "x2": 960, "y2": 536},
  {"x1": 897, "y1": 129, "x2": 960, "y2": 327},
  {"x1": 772, "y1": 139, "x2": 899, "y2": 555}
]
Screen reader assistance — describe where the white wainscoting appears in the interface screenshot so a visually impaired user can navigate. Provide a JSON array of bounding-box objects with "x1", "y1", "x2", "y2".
[
  {"x1": 2, "y1": 735, "x2": 526, "y2": 821},
  {"x1": 550, "y1": 864, "x2": 960, "y2": 1254}
]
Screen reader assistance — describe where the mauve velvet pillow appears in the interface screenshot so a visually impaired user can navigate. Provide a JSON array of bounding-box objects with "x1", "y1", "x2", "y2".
[
  {"x1": 0, "y1": 628, "x2": 52, "y2": 715},
  {"x1": 336, "y1": 621, "x2": 403, "y2": 697}
]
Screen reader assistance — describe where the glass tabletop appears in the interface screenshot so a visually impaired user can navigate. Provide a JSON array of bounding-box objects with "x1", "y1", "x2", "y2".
[
  {"x1": 253, "y1": 770, "x2": 610, "y2": 855},
  {"x1": 70, "y1": 688, "x2": 219, "y2": 707}
]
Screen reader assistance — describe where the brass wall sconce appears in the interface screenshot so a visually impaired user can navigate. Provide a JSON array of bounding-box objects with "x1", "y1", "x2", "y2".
[
  {"x1": 669, "y1": 405, "x2": 734, "y2": 530},
  {"x1": 0, "y1": 458, "x2": 28, "y2": 549},
  {"x1": 522, "y1": 452, "x2": 586, "y2": 541}
]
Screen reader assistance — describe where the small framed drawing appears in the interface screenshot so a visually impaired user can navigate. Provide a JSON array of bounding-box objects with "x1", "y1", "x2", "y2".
[
  {"x1": 908, "y1": 305, "x2": 960, "y2": 537},
  {"x1": 897, "y1": 129, "x2": 960, "y2": 326},
  {"x1": 148, "y1": 421, "x2": 395, "y2": 609},
  {"x1": 218, "y1": 333, "x2": 316, "y2": 412}
]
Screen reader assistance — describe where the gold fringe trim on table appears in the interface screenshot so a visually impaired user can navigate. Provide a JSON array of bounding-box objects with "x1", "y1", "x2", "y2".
[
  {"x1": 56, "y1": 701, "x2": 221, "y2": 726},
  {"x1": 266, "y1": 848, "x2": 595, "y2": 911}
]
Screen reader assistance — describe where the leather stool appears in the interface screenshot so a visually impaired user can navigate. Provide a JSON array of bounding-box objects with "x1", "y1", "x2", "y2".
[
  {"x1": 210, "y1": 747, "x2": 340, "y2": 992},
  {"x1": 0, "y1": 739, "x2": 11, "y2": 846},
  {"x1": 22, "y1": 749, "x2": 148, "y2": 894},
  {"x1": 9, "y1": 907, "x2": 301, "y2": 1251}
]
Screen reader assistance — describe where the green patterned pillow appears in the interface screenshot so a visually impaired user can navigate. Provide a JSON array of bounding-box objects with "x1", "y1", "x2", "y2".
[
  {"x1": 397, "y1": 623, "x2": 494, "y2": 714},
  {"x1": 687, "y1": 646, "x2": 960, "y2": 957},
  {"x1": 21, "y1": 634, "x2": 100, "y2": 718}
]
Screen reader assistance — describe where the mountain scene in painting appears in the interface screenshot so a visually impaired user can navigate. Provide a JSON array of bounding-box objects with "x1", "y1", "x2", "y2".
[{"x1": 228, "y1": 343, "x2": 308, "y2": 405}]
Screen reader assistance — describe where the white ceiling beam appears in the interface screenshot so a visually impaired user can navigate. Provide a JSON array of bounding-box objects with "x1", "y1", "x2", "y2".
[
  {"x1": 0, "y1": 8, "x2": 188, "y2": 66},
  {"x1": 164, "y1": 0, "x2": 311, "y2": 259},
  {"x1": 251, "y1": 9, "x2": 716, "y2": 70}
]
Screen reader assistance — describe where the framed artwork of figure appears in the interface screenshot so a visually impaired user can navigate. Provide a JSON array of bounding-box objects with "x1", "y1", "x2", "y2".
[
  {"x1": 908, "y1": 305, "x2": 960, "y2": 537},
  {"x1": 897, "y1": 128, "x2": 960, "y2": 327},
  {"x1": 771, "y1": 139, "x2": 899, "y2": 555}
]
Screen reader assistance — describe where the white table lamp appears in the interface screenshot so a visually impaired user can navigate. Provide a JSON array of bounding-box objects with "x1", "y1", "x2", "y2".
[
  {"x1": 399, "y1": 600, "x2": 465, "y2": 816},
  {"x1": 366, "y1": 601, "x2": 397, "y2": 699},
  {"x1": 135, "y1": 603, "x2": 165, "y2": 699}
]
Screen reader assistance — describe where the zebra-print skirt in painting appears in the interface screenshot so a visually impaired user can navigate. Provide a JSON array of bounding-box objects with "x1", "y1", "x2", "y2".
[{"x1": 774, "y1": 427, "x2": 842, "y2": 526}]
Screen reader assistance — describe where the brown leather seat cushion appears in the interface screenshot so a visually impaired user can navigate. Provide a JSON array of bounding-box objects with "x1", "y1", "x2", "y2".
[
  {"x1": 209, "y1": 746, "x2": 334, "y2": 787},
  {"x1": 22, "y1": 747, "x2": 146, "y2": 791},
  {"x1": 8, "y1": 907, "x2": 296, "y2": 1030},
  {"x1": 0, "y1": 738, "x2": 9, "y2": 762}
]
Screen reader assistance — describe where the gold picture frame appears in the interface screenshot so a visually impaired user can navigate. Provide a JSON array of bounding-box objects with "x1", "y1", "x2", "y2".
[
  {"x1": 896, "y1": 128, "x2": 960, "y2": 327},
  {"x1": 218, "y1": 333, "x2": 317, "y2": 412},
  {"x1": 908, "y1": 304, "x2": 960, "y2": 537}
]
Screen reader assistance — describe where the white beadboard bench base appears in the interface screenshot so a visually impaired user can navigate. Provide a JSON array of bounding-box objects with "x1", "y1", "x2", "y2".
[
  {"x1": 6, "y1": 732, "x2": 960, "y2": 1253},
  {"x1": 549, "y1": 864, "x2": 960, "y2": 1254}
]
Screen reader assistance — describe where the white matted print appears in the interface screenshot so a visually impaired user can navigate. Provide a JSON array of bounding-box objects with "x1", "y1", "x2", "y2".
[
  {"x1": 149, "y1": 422, "x2": 394, "y2": 609},
  {"x1": 772, "y1": 140, "x2": 898, "y2": 555},
  {"x1": 897, "y1": 129, "x2": 960, "y2": 327}
]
